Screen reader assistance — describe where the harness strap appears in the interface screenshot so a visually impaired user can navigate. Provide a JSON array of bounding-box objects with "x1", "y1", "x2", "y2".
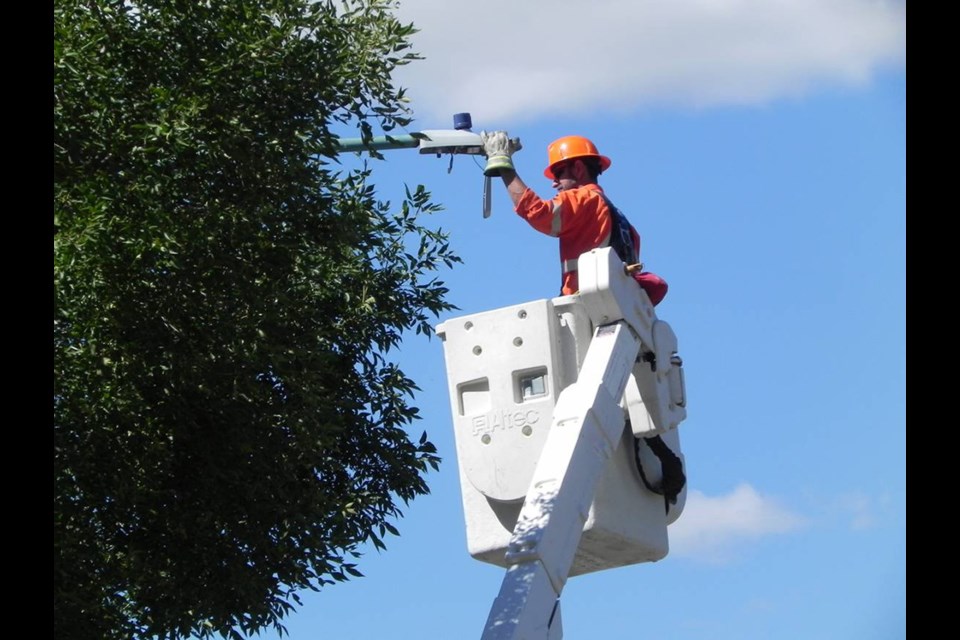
[{"x1": 592, "y1": 190, "x2": 639, "y2": 266}]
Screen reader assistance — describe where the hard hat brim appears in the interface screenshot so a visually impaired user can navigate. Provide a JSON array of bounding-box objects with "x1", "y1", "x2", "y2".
[{"x1": 544, "y1": 155, "x2": 612, "y2": 179}]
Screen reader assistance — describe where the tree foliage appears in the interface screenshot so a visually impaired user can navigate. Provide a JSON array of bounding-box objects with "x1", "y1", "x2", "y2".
[{"x1": 53, "y1": 1, "x2": 459, "y2": 638}]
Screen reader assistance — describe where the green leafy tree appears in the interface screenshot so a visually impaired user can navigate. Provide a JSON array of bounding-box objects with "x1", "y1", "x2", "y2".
[{"x1": 54, "y1": 1, "x2": 459, "y2": 638}]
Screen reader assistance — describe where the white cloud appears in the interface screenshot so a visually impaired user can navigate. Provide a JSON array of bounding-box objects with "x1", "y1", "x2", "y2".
[
  {"x1": 392, "y1": 0, "x2": 906, "y2": 125},
  {"x1": 667, "y1": 483, "x2": 807, "y2": 563}
]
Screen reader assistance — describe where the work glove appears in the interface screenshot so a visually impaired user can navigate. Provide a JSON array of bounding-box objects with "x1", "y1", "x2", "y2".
[{"x1": 480, "y1": 130, "x2": 521, "y2": 177}]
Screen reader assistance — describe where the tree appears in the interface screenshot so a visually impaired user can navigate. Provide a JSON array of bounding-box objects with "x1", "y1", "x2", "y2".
[{"x1": 54, "y1": 1, "x2": 459, "y2": 638}]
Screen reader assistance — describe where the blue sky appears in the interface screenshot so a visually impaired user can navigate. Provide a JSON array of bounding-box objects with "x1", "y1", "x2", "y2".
[{"x1": 261, "y1": 2, "x2": 905, "y2": 638}]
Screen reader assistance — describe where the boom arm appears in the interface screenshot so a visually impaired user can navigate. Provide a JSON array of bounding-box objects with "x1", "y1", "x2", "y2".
[{"x1": 482, "y1": 320, "x2": 641, "y2": 639}]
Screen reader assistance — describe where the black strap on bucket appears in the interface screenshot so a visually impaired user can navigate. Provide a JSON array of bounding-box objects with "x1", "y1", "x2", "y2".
[{"x1": 633, "y1": 433, "x2": 687, "y2": 515}]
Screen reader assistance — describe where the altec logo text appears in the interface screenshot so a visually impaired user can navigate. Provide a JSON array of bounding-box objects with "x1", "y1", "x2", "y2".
[{"x1": 470, "y1": 409, "x2": 542, "y2": 436}]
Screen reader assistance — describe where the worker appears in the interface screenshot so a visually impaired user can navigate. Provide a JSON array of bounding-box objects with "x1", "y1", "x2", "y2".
[
  {"x1": 480, "y1": 131, "x2": 684, "y2": 510},
  {"x1": 479, "y1": 131, "x2": 668, "y2": 304}
]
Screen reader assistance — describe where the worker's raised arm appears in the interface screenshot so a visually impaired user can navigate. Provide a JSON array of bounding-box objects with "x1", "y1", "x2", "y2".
[{"x1": 496, "y1": 168, "x2": 531, "y2": 208}]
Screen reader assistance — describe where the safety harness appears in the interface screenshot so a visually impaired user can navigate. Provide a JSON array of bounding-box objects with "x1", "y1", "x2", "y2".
[{"x1": 594, "y1": 190, "x2": 639, "y2": 267}]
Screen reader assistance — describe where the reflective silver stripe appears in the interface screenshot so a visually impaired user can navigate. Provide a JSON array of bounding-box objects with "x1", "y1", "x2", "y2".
[
  {"x1": 563, "y1": 232, "x2": 611, "y2": 273},
  {"x1": 550, "y1": 202, "x2": 562, "y2": 236}
]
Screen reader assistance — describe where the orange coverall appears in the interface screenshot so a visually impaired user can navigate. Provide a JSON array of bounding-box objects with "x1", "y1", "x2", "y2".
[{"x1": 514, "y1": 183, "x2": 642, "y2": 296}]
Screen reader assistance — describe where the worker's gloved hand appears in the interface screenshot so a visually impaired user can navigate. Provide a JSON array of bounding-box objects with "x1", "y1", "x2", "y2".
[{"x1": 480, "y1": 130, "x2": 520, "y2": 177}]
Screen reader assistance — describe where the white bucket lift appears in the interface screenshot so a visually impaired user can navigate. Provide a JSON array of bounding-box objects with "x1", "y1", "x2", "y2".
[{"x1": 436, "y1": 247, "x2": 688, "y2": 639}]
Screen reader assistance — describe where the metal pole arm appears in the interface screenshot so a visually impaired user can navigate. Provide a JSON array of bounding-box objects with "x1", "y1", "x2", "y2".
[{"x1": 335, "y1": 134, "x2": 421, "y2": 153}]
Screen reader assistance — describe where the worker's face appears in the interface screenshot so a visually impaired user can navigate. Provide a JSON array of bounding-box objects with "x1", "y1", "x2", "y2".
[{"x1": 551, "y1": 160, "x2": 582, "y2": 191}]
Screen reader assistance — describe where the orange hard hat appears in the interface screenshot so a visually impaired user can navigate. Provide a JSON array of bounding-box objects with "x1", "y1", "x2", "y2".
[{"x1": 543, "y1": 135, "x2": 612, "y2": 179}]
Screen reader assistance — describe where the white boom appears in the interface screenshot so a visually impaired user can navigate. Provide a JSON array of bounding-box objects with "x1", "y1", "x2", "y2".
[{"x1": 436, "y1": 247, "x2": 688, "y2": 639}]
